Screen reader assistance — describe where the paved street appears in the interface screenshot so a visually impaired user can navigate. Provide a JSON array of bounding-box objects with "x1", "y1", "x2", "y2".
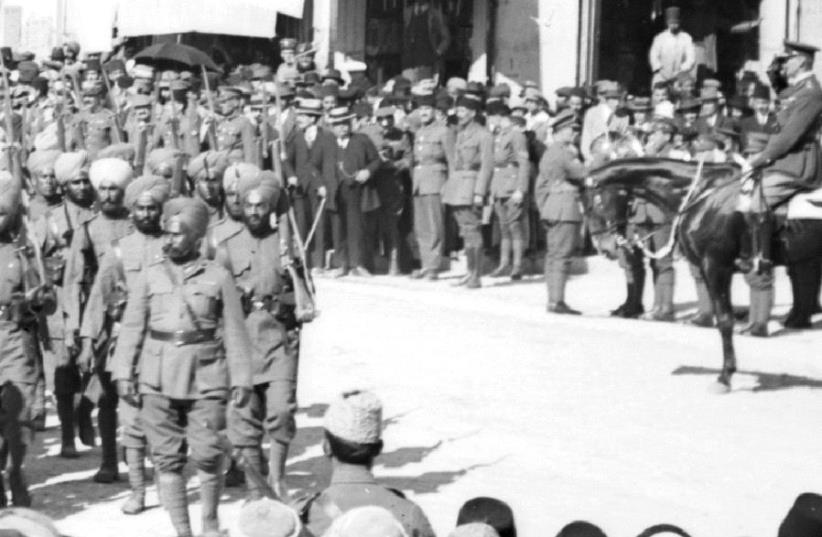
[{"x1": 28, "y1": 257, "x2": 822, "y2": 537}]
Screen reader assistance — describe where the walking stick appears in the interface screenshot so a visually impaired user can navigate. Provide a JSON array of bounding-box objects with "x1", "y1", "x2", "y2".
[{"x1": 304, "y1": 196, "x2": 327, "y2": 251}]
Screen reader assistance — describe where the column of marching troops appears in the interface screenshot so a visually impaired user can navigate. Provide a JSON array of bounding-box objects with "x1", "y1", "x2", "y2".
[{"x1": 1, "y1": 34, "x2": 819, "y2": 535}]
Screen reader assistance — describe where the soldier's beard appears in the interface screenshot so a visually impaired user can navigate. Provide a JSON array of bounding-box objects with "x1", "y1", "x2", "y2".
[{"x1": 134, "y1": 216, "x2": 161, "y2": 235}]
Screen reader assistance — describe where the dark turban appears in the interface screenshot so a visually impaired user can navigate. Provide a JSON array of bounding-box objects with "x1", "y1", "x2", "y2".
[
  {"x1": 124, "y1": 175, "x2": 171, "y2": 207},
  {"x1": 163, "y1": 197, "x2": 210, "y2": 239}
]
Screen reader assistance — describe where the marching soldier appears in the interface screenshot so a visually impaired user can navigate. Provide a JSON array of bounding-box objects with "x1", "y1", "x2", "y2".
[
  {"x1": 535, "y1": 110, "x2": 586, "y2": 315},
  {"x1": 69, "y1": 83, "x2": 118, "y2": 160},
  {"x1": 65, "y1": 158, "x2": 135, "y2": 483},
  {"x1": 189, "y1": 150, "x2": 231, "y2": 226},
  {"x1": 410, "y1": 93, "x2": 453, "y2": 280},
  {"x1": 211, "y1": 87, "x2": 258, "y2": 165},
  {"x1": 218, "y1": 171, "x2": 300, "y2": 500},
  {"x1": 442, "y1": 95, "x2": 493, "y2": 289},
  {"x1": 32, "y1": 151, "x2": 97, "y2": 457},
  {"x1": 111, "y1": 197, "x2": 252, "y2": 537},
  {"x1": 0, "y1": 171, "x2": 56, "y2": 507},
  {"x1": 152, "y1": 80, "x2": 201, "y2": 158},
  {"x1": 487, "y1": 101, "x2": 530, "y2": 281},
  {"x1": 79, "y1": 175, "x2": 169, "y2": 514}
]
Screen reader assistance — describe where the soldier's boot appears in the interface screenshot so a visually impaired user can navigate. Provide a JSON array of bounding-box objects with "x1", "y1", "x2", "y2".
[
  {"x1": 688, "y1": 278, "x2": 715, "y2": 327},
  {"x1": 510, "y1": 239, "x2": 525, "y2": 281},
  {"x1": 76, "y1": 397, "x2": 96, "y2": 447},
  {"x1": 267, "y1": 441, "x2": 290, "y2": 502},
  {"x1": 197, "y1": 470, "x2": 224, "y2": 537},
  {"x1": 157, "y1": 472, "x2": 193, "y2": 537},
  {"x1": 238, "y1": 447, "x2": 265, "y2": 501},
  {"x1": 32, "y1": 379, "x2": 47, "y2": 432},
  {"x1": 490, "y1": 238, "x2": 512, "y2": 277},
  {"x1": 56, "y1": 394, "x2": 79, "y2": 458},
  {"x1": 740, "y1": 286, "x2": 773, "y2": 337},
  {"x1": 8, "y1": 443, "x2": 31, "y2": 507},
  {"x1": 388, "y1": 248, "x2": 401, "y2": 276},
  {"x1": 121, "y1": 447, "x2": 147, "y2": 515},
  {"x1": 611, "y1": 283, "x2": 634, "y2": 317},
  {"x1": 466, "y1": 246, "x2": 482, "y2": 289},
  {"x1": 93, "y1": 401, "x2": 120, "y2": 483},
  {"x1": 223, "y1": 458, "x2": 245, "y2": 488},
  {"x1": 452, "y1": 248, "x2": 475, "y2": 287}
]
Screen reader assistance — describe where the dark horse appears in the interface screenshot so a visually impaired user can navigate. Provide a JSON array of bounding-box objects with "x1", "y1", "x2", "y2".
[{"x1": 584, "y1": 157, "x2": 822, "y2": 391}]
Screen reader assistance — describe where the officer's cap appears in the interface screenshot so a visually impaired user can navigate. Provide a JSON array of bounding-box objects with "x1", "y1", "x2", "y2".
[
  {"x1": 279, "y1": 38, "x2": 297, "y2": 51},
  {"x1": 783, "y1": 40, "x2": 820, "y2": 60}
]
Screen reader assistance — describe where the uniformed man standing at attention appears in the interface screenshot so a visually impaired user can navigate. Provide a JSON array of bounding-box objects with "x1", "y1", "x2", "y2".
[
  {"x1": 442, "y1": 95, "x2": 493, "y2": 289},
  {"x1": 219, "y1": 172, "x2": 301, "y2": 500},
  {"x1": 276, "y1": 38, "x2": 299, "y2": 86},
  {"x1": 111, "y1": 197, "x2": 252, "y2": 537},
  {"x1": 535, "y1": 110, "x2": 586, "y2": 315},
  {"x1": 209, "y1": 86, "x2": 258, "y2": 165},
  {"x1": 410, "y1": 93, "x2": 454, "y2": 280},
  {"x1": 297, "y1": 390, "x2": 435, "y2": 537},
  {"x1": 69, "y1": 83, "x2": 117, "y2": 160},
  {"x1": 65, "y1": 158, "x2": 135, "y2": 483},
  {"x1": 487, "y1": 101, "x2": 530, "y2": 281},
  {"x1": 0, "y1": 171, "x2": 56, "y2": 507},
  {"x1": 78, "y1": 175, "x2": 170, "y2": 515}
]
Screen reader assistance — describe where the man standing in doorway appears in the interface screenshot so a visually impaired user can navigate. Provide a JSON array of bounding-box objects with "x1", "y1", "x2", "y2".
[
  {"x1": 402, "y1": 0, "x2": 450, "y2": 83},
  {"x1": 649, "y1": 7, "x2": 696, "y2": 86}
]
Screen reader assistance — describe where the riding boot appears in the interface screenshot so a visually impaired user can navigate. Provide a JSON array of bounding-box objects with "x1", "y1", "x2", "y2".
[
  {"x1": 158, "y1": 472, "x2": 193, "y2": 537},
  {"x1": 268, "y1": 441, "x2": 291, "y2": 501},
  {"x1": 490, "y1": 238, "x2": 511, "y2": 277},
  {"x1": 57, "y1": 394, "x2": 79, "y2": 458},
  {"x1": 466, "y1": 246, "x2": 482, "y2": 289},
  {"x1": 452, "y1": 248, "x2": 474, "y2": 287},
  {"x1": 240, "y1": 447, "x2": 265, "y2": 501},
  {"x1": 94, "y1": 397, "x2": 120, "y2": 483},
  {"x1": 510, "y1": 239, "x2": 524, "y2": 281},
  {"x1": 76, "y1": 397, "x2": 96, "y2": 447},
  {"x1": 388, "y1": 248, "x2": 400, "y2": 276},
  {"x1": 198, "y1": 470, "x2": 223, "y2": 537},
  {"x1": 611, "y1": 283, "x2": 633, "y2": 317},
  {"x1": 121, "y1": 447, "x2": 147, "y2": 515},
  {"x1": 741, "y1": 286, "x2": 772, "y2": 337}
]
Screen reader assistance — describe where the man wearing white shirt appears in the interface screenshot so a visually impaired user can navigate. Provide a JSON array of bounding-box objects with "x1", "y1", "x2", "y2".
[{"x1": 649, "y1": 7, "x2": 696, "y2": 86}]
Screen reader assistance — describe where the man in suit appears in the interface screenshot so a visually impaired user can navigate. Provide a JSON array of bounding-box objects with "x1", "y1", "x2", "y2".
[
  {"x1": 282, "y1": 98, "x2": 337, "y2": 274},
  {"x1": 580, "y1": 83, "x2": 629, "y2": 163},
  {"x1": 327, "y1": 106, "x2": 382, "y2": 277},
  {"x1": 696, "y1": 86, "x2": 733, "y2": 135},
  {"x1": 742, "y1": 40, "x2": 822, "y2": 272}
]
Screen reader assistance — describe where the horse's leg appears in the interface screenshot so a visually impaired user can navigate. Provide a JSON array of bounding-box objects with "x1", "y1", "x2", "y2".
[{"x1": 702, "y1": 257, "x2": 736, "y2": 391}]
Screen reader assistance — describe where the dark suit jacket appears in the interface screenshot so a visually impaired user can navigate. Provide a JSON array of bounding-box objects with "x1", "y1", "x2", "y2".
[
  {"x1": 336, "y1": 133, "x2": 382, "y2": 213},
  {"x1": 695, "y1": 113, "x2": 734, "y2": 135},
  {"x1": 283, "y1": 126, "x2": 337, "y2": 204},
  {"x1": 739, "y1": 112, "x2": 779, "y2": 136}
]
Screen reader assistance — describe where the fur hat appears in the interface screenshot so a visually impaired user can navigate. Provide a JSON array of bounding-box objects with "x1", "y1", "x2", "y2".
[
  {"x1": 89, "y1": 157, "x2": 134, "y2": 191},
  {"x1": 324, "y1": 390, "x2": 382, "y2": 445},
  {"x1": 54, "y1": 151, "x2": 90, "y2": 184},
  {"x1": 163, "y1": 197, "x2": 210, "y2": 239},
  {"x1": 124, "y1": 174, "x2": 171, "y2": 207}
]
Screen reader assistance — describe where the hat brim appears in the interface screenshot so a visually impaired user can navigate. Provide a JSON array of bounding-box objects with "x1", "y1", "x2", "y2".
[
  {"x1": 296, "y1": 108, "x2": 322, "y2": 116},
  {"x1": 328, "y1": 113, "x2": 355, "y2": 124}
]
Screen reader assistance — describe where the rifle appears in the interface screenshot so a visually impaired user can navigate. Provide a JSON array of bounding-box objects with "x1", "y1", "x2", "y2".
[
  {"x1": 56, "y1": 93, "x2": 68, "y2": 152},
  {"x1": 100, "y1": 68, "x2": 126, "y2": 143},
  {"x1": 133, "y1": 123, "x2": 148, "y2": 175}
]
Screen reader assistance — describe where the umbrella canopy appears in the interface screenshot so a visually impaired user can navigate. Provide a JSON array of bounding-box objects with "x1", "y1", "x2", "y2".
[{"x1": 134, "y1": 42, "x2": 220, "y2": 72}]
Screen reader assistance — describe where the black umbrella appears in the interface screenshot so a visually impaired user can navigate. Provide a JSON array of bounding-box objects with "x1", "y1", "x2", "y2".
[{"x1": 134, "y1": 42, "x2": 220, "y2": 72}]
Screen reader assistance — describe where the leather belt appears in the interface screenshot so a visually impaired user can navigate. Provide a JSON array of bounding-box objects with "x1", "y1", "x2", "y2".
[{"x1": 149, "y1": 328, "x2": 216, "y2": 346}]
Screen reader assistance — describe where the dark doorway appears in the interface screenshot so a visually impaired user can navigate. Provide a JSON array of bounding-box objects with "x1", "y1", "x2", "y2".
[{"x1": 596, "y1": 0, "x2": 761, "y2": 94}]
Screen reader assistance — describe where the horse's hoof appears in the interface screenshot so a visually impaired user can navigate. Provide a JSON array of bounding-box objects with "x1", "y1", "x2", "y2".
[{"x1": 708, "y1": 381, "x2": 731, "y2": 395}]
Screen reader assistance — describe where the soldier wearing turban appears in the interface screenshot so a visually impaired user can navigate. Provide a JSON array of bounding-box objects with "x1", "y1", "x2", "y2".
[
  {"x1": 111, "y1": 195, "x2": 252, "y2": 537},
  {"x1": 188, "y1": 151, "x2": 230, "y2": 224},
  {"x1": 218, "y1": 163, "x2": 303, "y2": 501},
  {"x1": 31, "y1": 150, "x2": 97, "y2": 460},
  {"x1": 64, "y1": 157, "x2": 135, "y2": 484},
  {"x1": 26, "y1": 150, "x2": 63, "y2": 220}
]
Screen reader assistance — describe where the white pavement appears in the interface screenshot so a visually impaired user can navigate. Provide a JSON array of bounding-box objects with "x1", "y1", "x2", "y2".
[{"x1": 27, "y1": 257, "x2": 822, "y2": 537}]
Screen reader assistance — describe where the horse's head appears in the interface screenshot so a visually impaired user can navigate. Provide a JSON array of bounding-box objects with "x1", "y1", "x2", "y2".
[{"x1": 583, "y1": 175, "x2": 631, "y2": 260}]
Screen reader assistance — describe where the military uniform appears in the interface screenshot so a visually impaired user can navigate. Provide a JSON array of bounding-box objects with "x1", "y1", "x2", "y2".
[
  {"x1": 411, "y1": 117, "x2": 453, "y2": 277},
  {"x1": 69, "y1": 108, "x2": 117, "y2": 160},
  {"x1": 442, "y1": 118, "x2": 493, "y2": 287},
  {"x1": 153, "y1": 105, "x2": 202, "y2": 158},
  {"x1": 215, "y1": 113, "x2": 258, "y2": 165},
  {"x1": 535, "y1": 138, "x2": 586, "y2": 311},
  {"x1": 490, "y1": 123, "x2": 530, "y2": 278}
]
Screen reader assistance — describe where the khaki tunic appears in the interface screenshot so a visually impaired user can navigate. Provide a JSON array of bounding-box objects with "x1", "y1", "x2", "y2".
[{"x1": 442, "y1": 121, "x2": 493, "y2": 206}]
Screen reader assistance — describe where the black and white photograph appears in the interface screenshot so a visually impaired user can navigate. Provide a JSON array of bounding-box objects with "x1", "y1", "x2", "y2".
[{"x1": 0, "y1": 1, "x2": 821, "y2": 536}]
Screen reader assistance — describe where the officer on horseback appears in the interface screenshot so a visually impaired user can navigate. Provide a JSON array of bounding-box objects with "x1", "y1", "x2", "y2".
[{"x1": 742, "y1": 40, "x2": 822, "y2": 272}]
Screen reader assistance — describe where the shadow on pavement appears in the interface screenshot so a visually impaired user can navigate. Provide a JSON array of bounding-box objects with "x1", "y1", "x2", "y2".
[{"x1": 672, "y1": 365, "x2": 822, "y2": 392}]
